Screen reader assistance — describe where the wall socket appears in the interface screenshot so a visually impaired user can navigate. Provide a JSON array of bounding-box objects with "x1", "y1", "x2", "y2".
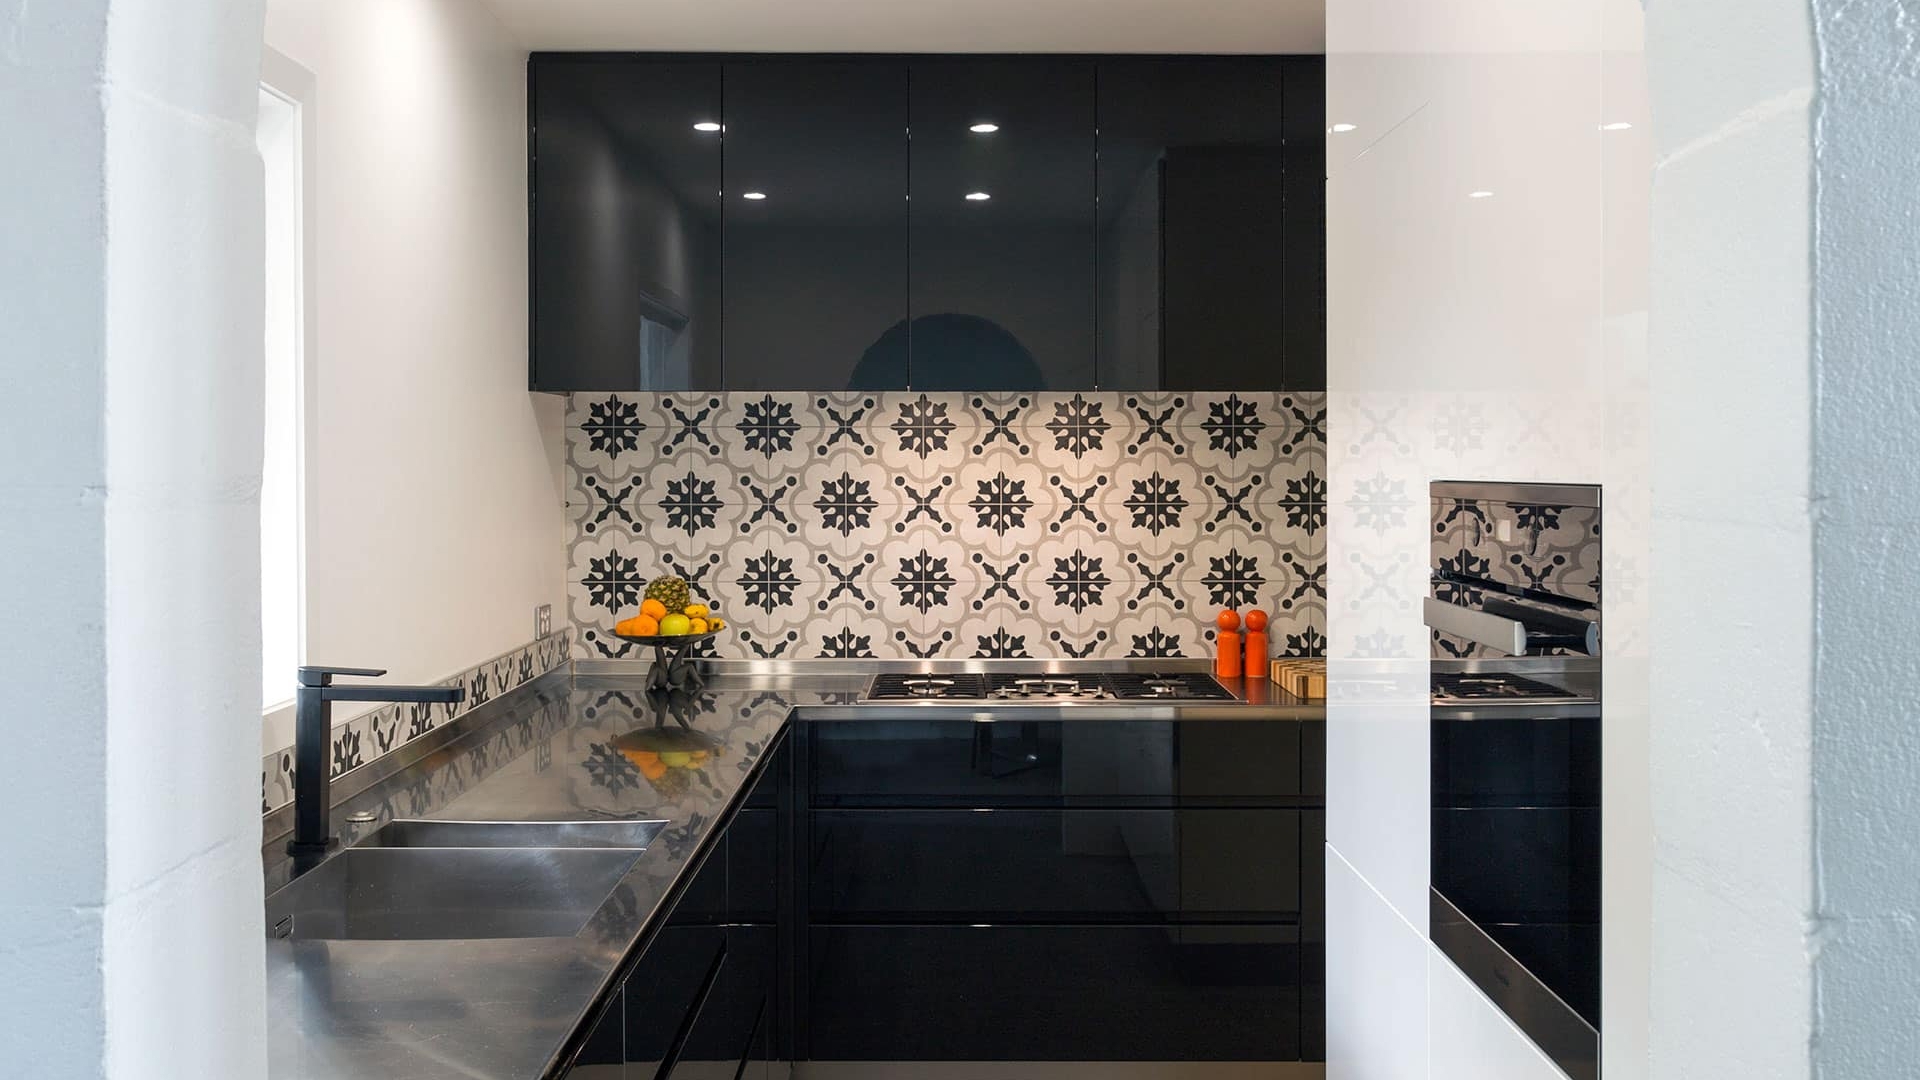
[{"x1": 534, "y1": 604, "x2": 552, "y2": 638}]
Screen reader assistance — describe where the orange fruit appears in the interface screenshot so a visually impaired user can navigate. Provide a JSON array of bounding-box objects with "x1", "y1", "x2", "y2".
[
  {"x1": 633, "y1": 615, "x2": 660, "y2": 636},
  {"x1": 640, "y1": 598, "x2": 668, "y2": 620}
]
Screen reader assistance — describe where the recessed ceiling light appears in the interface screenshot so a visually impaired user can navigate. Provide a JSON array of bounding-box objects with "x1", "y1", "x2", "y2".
[
  {"x1": 742, "y1": 191, "x2": 767, "y2": 201},
  {"x1": 1600, "y1": 121, "x2": 1634, "y2": 131},
  {"x1": 693, "y1": 121, "x2": 722, "y2": 133},
  {"x1": 1467, "y1": 190, "x2": 1495, "y2": 199},
  {"x1": 964, "y1": 191, "x2": 992, "y2": 201},
  {"x1": 969, "y1": 122, "x2": 1000, "y2": 134},
  {"x1": 1329, "y1": 123, "x2": 1357, "y2": 133}
]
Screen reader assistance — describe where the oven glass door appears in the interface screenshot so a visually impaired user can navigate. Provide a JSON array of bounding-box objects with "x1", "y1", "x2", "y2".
[{"x1": 1430, "y1": 701, "x2": 1600, "y2": 1078}]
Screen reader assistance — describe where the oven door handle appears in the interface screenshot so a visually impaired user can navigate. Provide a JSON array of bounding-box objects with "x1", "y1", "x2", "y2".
[{"x1": 1423, "y1": 596, "x2": 1600, "y2": 657}]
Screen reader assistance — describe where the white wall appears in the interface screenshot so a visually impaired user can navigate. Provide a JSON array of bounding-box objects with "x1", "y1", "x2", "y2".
[
  {"x1": 3, "y1": 0, "x2": 271, "y2": 1075},
  {"x1": 262, "y1": 0, "x2": 565, "y2": 742},
  {"x1": 1643, "y1": 2, "x2": 1817, "y2": 1077},
  {"x1": 1324, "y1": 0, "x2": 1652, "y2": 1076}
]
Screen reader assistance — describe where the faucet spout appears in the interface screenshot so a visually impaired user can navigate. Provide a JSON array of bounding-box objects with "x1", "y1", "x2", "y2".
[{"x1": 287, "y1": 666, "x2": 468, "y2": 859}]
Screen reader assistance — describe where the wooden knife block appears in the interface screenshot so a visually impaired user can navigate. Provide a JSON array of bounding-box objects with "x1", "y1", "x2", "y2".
[{"x1": 1268, "y1": 659, "x2": 1327, "y2": 700}]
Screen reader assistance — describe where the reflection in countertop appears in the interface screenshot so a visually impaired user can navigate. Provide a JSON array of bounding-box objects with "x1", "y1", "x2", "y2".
[{"x1": 264, "y1": 669, "x2": 1318, "y2": 1080}]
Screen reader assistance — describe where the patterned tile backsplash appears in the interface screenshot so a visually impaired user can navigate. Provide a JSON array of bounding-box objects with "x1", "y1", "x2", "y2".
[
  {"x1": 261, "y1": 629, "x2": 571, "y2": 815},
  {"x1": 566, "y1": 391, "x2": 1327, "y2": 662}
]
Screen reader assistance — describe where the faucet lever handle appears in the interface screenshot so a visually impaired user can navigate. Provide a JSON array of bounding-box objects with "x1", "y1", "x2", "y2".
[{"x1": 298, "y1": 665, "x2": 389, "y2": 687}]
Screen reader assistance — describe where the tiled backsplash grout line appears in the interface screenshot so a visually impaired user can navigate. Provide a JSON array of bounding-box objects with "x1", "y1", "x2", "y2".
[{"x1": 567, "y1": 391, "x2": 1327, "y2": 662}]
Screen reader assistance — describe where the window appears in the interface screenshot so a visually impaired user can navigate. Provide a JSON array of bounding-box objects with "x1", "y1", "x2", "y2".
[{"x1": 259, "y1": 83, "x2": 305, "y2": 712}]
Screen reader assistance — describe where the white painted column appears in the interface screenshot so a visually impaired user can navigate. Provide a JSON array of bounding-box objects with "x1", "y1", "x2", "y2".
[{"x1": 1, "y1": 0, "x2": 269, "y2": 1075}]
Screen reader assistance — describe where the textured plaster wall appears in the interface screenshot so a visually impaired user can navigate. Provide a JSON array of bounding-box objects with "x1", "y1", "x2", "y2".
[
  {"x1": 1644, "y1": 0, "x2": 1816, "y2": 1076},
  {"x1": 1, "y1": 2, "x2": 114, "y2": 1072},
  {"x1": 2, "y1": 0, "x2": 270, "y2": 1075},
  {"x1": 1807, "y1": 1, "x2": 1920, "y2": 1074}
]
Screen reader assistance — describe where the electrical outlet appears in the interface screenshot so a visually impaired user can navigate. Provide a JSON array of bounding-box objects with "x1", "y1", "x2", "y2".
[{"x1": 535, "y1": 604, "x2": 552, "y2": 638}]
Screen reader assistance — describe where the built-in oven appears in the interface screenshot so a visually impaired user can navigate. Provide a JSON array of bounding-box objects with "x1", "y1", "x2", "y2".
[{"x1": 1424, "y1": 481, "x2": 1601, "y2": 1080}]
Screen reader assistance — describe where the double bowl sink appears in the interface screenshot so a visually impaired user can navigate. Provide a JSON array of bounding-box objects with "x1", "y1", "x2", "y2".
[{"x1": 268, "y1": 819, "x2": 668, "y2": 942}]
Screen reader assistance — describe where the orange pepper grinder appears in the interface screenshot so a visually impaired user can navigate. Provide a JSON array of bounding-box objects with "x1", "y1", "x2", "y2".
[
  {"x1": 1244, "y1": 609, "x2": 1270, "y2": 677},
  {"x1": 1215, "y1": 609, "x2": 1243, "y2": 679}
]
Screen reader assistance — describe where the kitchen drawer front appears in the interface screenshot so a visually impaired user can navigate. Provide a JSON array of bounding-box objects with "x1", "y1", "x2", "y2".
[
  {"x1": 806, "y1": 925, "x2": 1302, "y2": 1061},
  {"x1": 809, "y1": 719, "x2": 1307, "y2": 807},
  {"x1": 810, "y1": 808, "x2": 1302, "y2": 923},
  {"x1": 728, "y1": 804, "x2": 779, "y2": 923},
  {"x1": 622, "y1": 924, "x2": 726, "y2": 1074},
  {"x1": 1301, "y1": 809, "x2": 1325, "y2": 1061},
  {"x1": 670, "y1": 925, "x2": 773, "y2": 1080}
]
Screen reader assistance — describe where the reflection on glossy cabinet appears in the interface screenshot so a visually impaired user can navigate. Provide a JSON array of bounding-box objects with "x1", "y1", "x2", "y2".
[
  {"x1": 1097, "y1": 57, "x2": 1324, "y2": 390},
  {"x1": 904, "y1": 58, "x2": 1096, "y2": 391},
  {"x1": 724, "y1": 59, "x2": 909, "y2": 391},
  {"x1": 530, "y1": 58, "x2": 723, "y2": 392}
]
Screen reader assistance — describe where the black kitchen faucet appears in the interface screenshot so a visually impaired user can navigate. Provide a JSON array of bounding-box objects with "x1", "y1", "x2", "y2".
[{"x1": 287, "y1": 666, "x2": 464, "y2": 859}]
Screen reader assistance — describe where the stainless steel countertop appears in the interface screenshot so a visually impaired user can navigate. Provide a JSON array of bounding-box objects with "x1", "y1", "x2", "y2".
[{"x1": 264, "y1": 664, "x2": 1320, "y2": 1080}]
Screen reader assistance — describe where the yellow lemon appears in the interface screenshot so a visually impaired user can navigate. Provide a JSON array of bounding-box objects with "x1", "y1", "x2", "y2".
[
  {"x1": 688, "y1": 618, "x2": 709, "y2": 635},
  {"x1": 685, "y1": 603, "x2": 710, "y2": 619}
]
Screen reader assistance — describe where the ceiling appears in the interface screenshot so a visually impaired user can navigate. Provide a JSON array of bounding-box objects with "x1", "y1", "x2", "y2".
[{"x1": 480, "y1": 0, "x2": 1324, "y2": 55}]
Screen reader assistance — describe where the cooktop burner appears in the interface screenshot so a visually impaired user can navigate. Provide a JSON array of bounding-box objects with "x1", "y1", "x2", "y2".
[
  {"x1": 865, "y1": 673, "x2": 989, "y2": 701},
  {"x1": 1431, "y1": 672, "x2": 1590, "y2": 704},
  {"x1": 1105, "y1": 672, "x2": 1238, "y2": 701},
  {"x1": 862, "y1": 671, "x2": 1234, "y2": 704}
]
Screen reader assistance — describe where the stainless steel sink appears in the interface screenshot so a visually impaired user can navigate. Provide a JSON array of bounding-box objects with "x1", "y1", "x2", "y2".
[
  {"x1": 267, "y1": 819, "x2": 670, "y2": 941},
  {"x1": 357, "y1": 818, "x2": 669, "y2": 850}
]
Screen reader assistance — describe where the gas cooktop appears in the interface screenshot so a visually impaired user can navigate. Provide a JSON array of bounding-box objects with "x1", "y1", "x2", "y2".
[
  {"x1": 1430, "y1": 672, "x2": 1593, "y2": 705},
  {"x1": 863, "y1": 670, "x2": 1235, "y2": 704}
]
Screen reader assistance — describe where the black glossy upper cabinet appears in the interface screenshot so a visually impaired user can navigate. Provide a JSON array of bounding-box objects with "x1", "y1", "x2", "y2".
[
  {"x1": 530, "y1": 58, "x2": 723, "y2": 392},
  {"x1": 1096, "y1": 57, "x2": 1323, "y2": 390},
  {"x1": 905, "y1": 59, "x2": 1096, "y2": 391},
  {"x1": 529, "y1": 54, "x2": 1324, "y2": 392},
  {"x1": 723, "y1": 60, "x2": 909, "y2": 391}
]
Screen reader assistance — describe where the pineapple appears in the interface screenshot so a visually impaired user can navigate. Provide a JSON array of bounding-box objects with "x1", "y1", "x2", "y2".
[{"x1": 644, "y1": 575, "x2": 691, "y2": 614}]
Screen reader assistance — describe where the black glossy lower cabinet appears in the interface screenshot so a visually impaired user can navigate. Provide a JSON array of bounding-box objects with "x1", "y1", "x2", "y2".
[
  {"x1": 807, "y1": 925, "x2": 1301, "y2": 1061},
  {"x1": 563, "y1": 718, "x2": 1324, "y2": 1074}
]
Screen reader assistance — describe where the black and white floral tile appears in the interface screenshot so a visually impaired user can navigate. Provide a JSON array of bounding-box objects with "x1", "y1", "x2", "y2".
[
  {"x1": 260, "y1": 629, "x2": 572, "y2": 815},
  {"x1": 566, "y1": 391, "x2": 1328, "y2": 662}
]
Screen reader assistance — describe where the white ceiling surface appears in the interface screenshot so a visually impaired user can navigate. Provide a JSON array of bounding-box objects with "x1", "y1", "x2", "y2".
[{"x1": 479, "y1": 0, "x2": 1325, "y2": 54}]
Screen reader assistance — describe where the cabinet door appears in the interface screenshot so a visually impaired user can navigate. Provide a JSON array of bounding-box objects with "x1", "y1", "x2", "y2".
[
  {"x1": 1280, "y1": 57, "x2": 1327, "y2": 391},
  {"x1": 810, "y1": 807, "x2": 1301, "y2": 923},
  {"x1": 1096, "y1": 58, "x2": 1300, "y2": 390},
  {"x1": 907, "y1": 58, "x2": 1096, "y2": 390},
  {"x1": 623, "y1": 924, "x2": 726, "y2": 1075},
  {"x1": 723, "y1": 59, "x2": 909, "y2": 390},
  {"x1": 531, "y1": 58, "x2": 724, "y2": 391},
  {"x1": 808, "y1": 925, "x2": 1301, "y2": 1061},
  {"x1": 670, "y1": 925, "x2": 774, "y2": 1080}
]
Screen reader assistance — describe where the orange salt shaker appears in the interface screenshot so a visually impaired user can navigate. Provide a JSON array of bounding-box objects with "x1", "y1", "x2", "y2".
[
  {"x1": 1215, "y1": 609, "x2": 1243, "y2": 679},
  {"x1": 1244, "y1": 609, "x2": 1270, "y2": 675}
]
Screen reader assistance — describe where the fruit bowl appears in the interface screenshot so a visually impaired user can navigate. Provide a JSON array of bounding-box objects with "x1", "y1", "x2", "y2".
[
  {"x1": 607, "y1": 629, "x2": 723, "y2": 648},
  {"x1": 608, "y1": 626, "x2": 722, "y2": 694}
]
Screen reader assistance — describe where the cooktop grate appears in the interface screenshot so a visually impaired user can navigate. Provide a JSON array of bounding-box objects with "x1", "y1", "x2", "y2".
[{"x1": 864, "y1": 673, "x2": 990, "y2": 700}]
